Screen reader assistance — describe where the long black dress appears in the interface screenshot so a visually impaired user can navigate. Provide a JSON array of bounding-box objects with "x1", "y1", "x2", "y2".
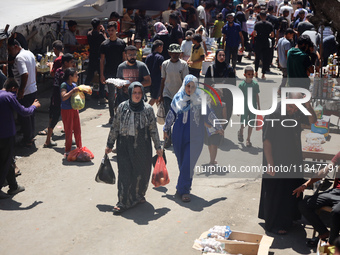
[
  {"x1": 204, "y1": 51, "x2": 236, "y2": 126},
  {"x1": 258, "y1": 102, "x2": 307, "y2": 232}
]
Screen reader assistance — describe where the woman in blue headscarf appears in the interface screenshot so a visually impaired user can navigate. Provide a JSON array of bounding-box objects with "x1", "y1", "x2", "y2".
[{"x1": 163, "y1": 75, "x2": 223, "y2": 202}]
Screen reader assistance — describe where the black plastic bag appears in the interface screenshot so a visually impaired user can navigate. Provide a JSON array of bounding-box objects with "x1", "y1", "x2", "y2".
[{"x1": 95, "y1": 154, "x2": 116, "y2": 184}]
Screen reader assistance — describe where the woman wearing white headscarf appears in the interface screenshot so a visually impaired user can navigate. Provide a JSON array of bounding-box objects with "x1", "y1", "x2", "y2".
[{"x1": 163, "y1": 75, "x2": 222, "y2": 202}]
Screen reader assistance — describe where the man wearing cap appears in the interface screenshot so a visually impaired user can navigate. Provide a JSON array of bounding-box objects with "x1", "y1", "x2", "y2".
[
  {"x1": 145, "y1": 40, "x2": 164, "y2": 106},
  {"x1": 63, "y1": 20, "x2": 79, "y2": 54},
  {"x1": 85, "y1": 18, "x2": 107, "y2": 104},
  {"x1": 222, "y1": 13, "x2": 244, "y2": 70},
  {"x1": 100, "y1": 21, "x2": 126, "y2": 124},
  {"x1": 7, "y1": 38, "x2": 37, "y2": 147},
  {"x1": 116, "y1": 45, "x2": 151, "y2": 105},
  {"x1": 159, "y1": 43, "x2": 189, "y2": 148}
]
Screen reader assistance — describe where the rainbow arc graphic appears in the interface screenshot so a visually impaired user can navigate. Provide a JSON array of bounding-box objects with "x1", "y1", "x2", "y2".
[{"x1": 198, "y1": 82, "x2": 223, "y2": 106}]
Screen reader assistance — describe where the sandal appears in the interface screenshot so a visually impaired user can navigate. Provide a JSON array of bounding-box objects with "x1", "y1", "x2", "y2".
[
  {"x1": 43, "y1": 141, "x2": 57, "y2": 148},
  {"x1": 182, "y1": 194, "x2": 191, "y2": 202},
  {"x1": 238, "y1": 131, "x2": 244, "y2": 142},
  {"x1": 113, "y1": 206, "x2": 126, "y2": 215},
  {"x1": 38, "y1": 129, "x2": 48, "y2": 135},
  {"x1": 246, "y1": 140, "x2": 252, "y2": 147}
]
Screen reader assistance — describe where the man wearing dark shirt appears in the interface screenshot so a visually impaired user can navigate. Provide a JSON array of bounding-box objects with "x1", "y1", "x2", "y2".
[
  {"x1": 322, "y1": 35, "x2": 338, "y2": 66},
  {"x1": 85, "y1": 18, "x2": 106, "y2": 103},
  {"x1": 116, "y1": 45, "x2": 151, "y2": 105},
  {"x1": 297, "y1": 13, "x2": 314, "y2": 37},
  {"x1": 0, "y1": 79, "x2": 40, "y2": 198},
  {"x1": 222, "y1": 13, "x2": 244, "y2": 70},
  {"x1": 145, "y1": 40, "x2": 164, "y2": 106},
  {"x1": 100, "y1": 21, "x2": 126, "y2": 124},
  {"x1": 266, "y1": 6, "x2": 279, "y2": 67},
  {"x1": 295, "y1": 151, "x2": 340, "y2": 245},
  {"x1": 287, "y1": 35, "x2": 313, "y2": 89},
  {"x1": 254, "y1": 11, "x2": 274, "y2": 79},
  {"x1": 169, "y1": 13, "x2": 184, "y2": 45}
]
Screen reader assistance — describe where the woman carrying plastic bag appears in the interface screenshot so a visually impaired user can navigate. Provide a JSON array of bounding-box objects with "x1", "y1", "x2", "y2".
[{"x1": 105, "y1": 82, "x2": 163, "y2": 215}]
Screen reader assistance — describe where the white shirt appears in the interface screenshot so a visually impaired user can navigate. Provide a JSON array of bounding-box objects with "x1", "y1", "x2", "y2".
[
  {"x1": 277, "y1": 2, "x2": 292, "y2": 16},
  {"x1": 161, "y1": 59, "x2": 189, "y2": 99},
  {"x1": 12, "y1": 49, "x2": 37, "y2": 96},
  {"x1": 197, "y1": 5, "x2": 207, "y2": 27},
  {"x1": 279, "y1": 6, "x2": 294, "y2": 23},
  {"x1": 181, "y1": 40, "x2": 193, "y2": 60},
  {"x1": 293, "y1": 8, "x2": 308, "y2": 21}
]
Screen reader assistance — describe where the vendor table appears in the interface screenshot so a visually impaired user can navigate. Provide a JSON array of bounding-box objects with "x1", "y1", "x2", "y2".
[{"x1": 302, "y1": 129, "x2": 340, "y2": 161}]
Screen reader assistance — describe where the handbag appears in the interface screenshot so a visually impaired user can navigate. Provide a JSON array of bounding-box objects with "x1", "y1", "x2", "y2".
[
  {"x1": 95, "y1": 154, "x2": 116, "y2": 184},
  {"x1": 156, "y1": 102, "x2": 166, "y2": 125}
]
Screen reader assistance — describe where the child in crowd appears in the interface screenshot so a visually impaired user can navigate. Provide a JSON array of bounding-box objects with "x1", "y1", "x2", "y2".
[
  {"x1": 134, "y1": 39, "x2": 143, "y2": 61},
  {"x1": 205, "y1": 89, "x2": 226, "y2": 166},
  {"x1": 60, "y1": 68, "x2": 82, "y2": 158},
  {"x1": 212, "y1": 13, "x2": 224, "y2": 47},
  {"x1": 145, "y1": 40, "x2": 164, "y2": 106},
  {"x1": 180, "y1": 30, "x2": 193, "y2": 61},
  {"x1": 187, "y1": 34, "x2": 205, "y2": 79},
  {"x1": 238, "y1": 66, "x2": 260, "y2": 147}
]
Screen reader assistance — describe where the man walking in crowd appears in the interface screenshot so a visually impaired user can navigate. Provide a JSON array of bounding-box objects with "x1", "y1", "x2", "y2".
[
  {"x1": 100, "y1": 21, "x2": 126, "y2": 124},
  {"x1": 63, "y1": 20, "x2": 79, "y2": 54},
  {"x1": 293, "y1": 1, "x2": 308, "y2": 21},
  {"x1": 287, "y1": 34, "x2": 314, "y2": 90},
  {"x1": 0, "y1": 78, "x2": 40, "y2": 198},
  {"x1": 85, "y1": 18, "x2": 106, "y2": 103},
  {"x1": 8, "y1": 38, "x2": 37, "y2": 147},
  {"x1": 297, "y1": 13, "x2": 314, "y2": 37},
  {"x1": 116, "y1": 45, "x2": 151, "y2": 105},
  {"x1": 293, "y1": 151, "x2": 340, "y2": 245},
  {"x1": 222, "y1": 13, "x2": 244, "y2": 71},
  {"x1": 159, "y1": 44, "x2": 189, "y2": 148},
  {"x1": 254, "y1": 11, "x2": 274, "y2": 79},
  {"x1": 197, "y1": 1, "x2": 207, "y2": 28},
  {"x1": 145, "y1": 40, "x2": 164, "y2": 106},
  {"x1": 277, "y1": 28, "x2": 294, "y2": 96},
  {"x1": 278, "y1": 1, "x2": 294, "y2": 25},
  {"x1": 259, "y1": 92, "x2": 317, "y2": 235},
  {"x1": 169, "y1": 13, "x2": 184, "y2": 45}
]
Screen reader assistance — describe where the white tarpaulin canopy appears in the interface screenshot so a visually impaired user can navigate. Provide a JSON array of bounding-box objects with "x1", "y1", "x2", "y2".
[{"x1": 0, "y1": 0, "x2": 122, "y2": 30}]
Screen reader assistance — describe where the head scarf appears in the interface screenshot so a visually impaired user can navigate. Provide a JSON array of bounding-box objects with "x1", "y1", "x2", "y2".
[
  {"x1": 171, "y1": 75, "x2": 203, "y2": 114},
  {"x1": 154, "y1": 22, "x2": 169, "y2": 35},
  {"x1": 128, "y1": 82, "x2": 145, "y2": 112},
  {"x1": 214, "y1": 49, "x2": 227, "y2": 75}
]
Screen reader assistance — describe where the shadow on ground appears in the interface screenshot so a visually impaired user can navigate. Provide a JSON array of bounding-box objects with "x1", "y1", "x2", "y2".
[{"x1": 96, "y1": 202, "x2": 171, "y2": 225}]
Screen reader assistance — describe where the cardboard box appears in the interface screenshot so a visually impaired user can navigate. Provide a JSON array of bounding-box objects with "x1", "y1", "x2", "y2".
[{"x1": 193, "y1": 230, "x2": 273, "y2": 255}]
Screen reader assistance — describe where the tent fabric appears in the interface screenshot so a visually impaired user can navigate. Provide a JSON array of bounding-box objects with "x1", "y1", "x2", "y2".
[
  {"x1": 48, "y1": 1, "x2": 123, "y2": 25},
  {"x1": 0, "y1": 0, "x2": 97, "y2": 30},
  {"x1": 123, "y1": 0, "x2": 169, "y2": 11}
]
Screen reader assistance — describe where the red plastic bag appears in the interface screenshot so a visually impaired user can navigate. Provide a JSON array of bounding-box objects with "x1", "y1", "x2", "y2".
[
  {"x1": 67, "y1": 147, "x2": 94, "y2": 162},
  {"x1": 255, "y1": 115, "x2": 264, "y2": 131},
  {"x1": 151, "y1": 156, "x2": 170, "y2": 187},
  {"x1": 67, "y1": 148, "x2": 80, "y2": 161}
]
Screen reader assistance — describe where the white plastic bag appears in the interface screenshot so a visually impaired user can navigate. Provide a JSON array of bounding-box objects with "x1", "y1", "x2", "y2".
[{"x1": 156, "y1": 102, "x2": 166, "y2": 125}]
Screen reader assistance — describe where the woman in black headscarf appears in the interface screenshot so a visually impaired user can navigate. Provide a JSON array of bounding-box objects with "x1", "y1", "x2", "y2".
[
  {"x1": 105, "y1": 82, "x2": 163, "y2": 214},
  {"x1": 204, "y1": 49, "x2": 236, "y2": 125}
]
